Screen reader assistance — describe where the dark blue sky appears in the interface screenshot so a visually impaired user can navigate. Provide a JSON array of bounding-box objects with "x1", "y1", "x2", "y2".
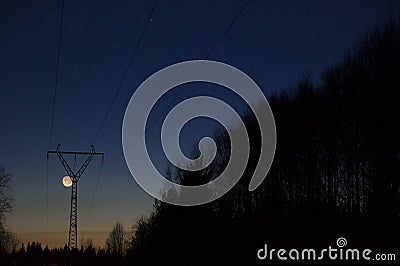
[{"x1": 0, "y1": 0, "x2": 394, "y2": 247}]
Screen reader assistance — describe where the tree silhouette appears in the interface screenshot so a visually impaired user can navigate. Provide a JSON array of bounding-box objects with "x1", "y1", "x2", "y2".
[
  {"x1": 129, "y1": 18, "x2": 400, "y2": 265},
  {"x1": 105, "y1": 221, "x2": 126, "y2": 257},
  {"x1": 0, "y1": 167, "x2": 15, "y2": 258}
]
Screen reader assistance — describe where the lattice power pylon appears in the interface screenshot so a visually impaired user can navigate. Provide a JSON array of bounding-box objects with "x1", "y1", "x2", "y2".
[{"x1": 48, "y1": 144, "x2": 104, "y2": 249}]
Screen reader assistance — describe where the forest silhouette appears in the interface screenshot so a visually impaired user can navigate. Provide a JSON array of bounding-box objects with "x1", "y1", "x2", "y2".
[{"x1": 1, "y1": 18, "x2": 400, "y2": 266}]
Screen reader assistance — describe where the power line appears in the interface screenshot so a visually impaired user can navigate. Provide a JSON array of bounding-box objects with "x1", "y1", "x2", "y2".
[
  {"x1": 46, "y1": 154, "x2": 49, "y2": 247},
  {"x1": 140, "y1": 0, "x2": 251, "y2": 134},
  {"x1": 90, "y1": 0, "x2": 159, "y2": 144},
  {"x1": 48, "y1": 0, "x2": 65, "y2": 149},
  {"x1": 61, "y1": 0, "x2": 94, "y2": 144},
  {"x1": 104, "y1": 0, "x2": 183, "y2": 128},
  {"x1": 137, "y1": 0, "x2": 183, "y2": 64},
  {"x1": 206, "y1": 0, "x2": 251, "y2": 59},
  {"x1": 105, "y1": 0, "x2": 252, "y2": 162},
  {"x1": 46, "y1": 0, "x2": 65, "y2": 248},
  {"x1": 81, "y1": 156, "x2": 104, "y2": 243}
]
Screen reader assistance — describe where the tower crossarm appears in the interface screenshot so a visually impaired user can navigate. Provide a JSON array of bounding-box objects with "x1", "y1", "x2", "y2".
[
  {"x1": 75, "y1": 145, "x2": 95, "y2": 181},
  {"x1": 55, "y1": 144, "x2": 74, "y2": 178}
]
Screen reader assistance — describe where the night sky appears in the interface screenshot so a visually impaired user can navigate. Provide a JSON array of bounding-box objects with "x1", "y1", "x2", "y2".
[{"x1": 0, "y1": 0, "x2": 394, "y2": 248}]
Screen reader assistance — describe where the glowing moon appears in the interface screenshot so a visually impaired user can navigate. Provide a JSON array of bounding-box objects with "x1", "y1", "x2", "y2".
[{"x1": 62, "y1": 175, "x2": 72, "y2": 187}]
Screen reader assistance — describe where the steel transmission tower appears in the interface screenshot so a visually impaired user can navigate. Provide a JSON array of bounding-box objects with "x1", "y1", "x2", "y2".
[{"x1": 48, "y1": 144, "x2": 104, "y2": 249}]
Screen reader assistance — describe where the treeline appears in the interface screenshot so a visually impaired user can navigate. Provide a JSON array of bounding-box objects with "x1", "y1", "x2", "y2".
[
  {"x1": 129, "y1": 19, "x2": 400, "y2": 265},
  {"x1": 1, "y1": 221, "x2": 135, "y2": 266},
  {"x1": 1, "y1": 240, "x2": 125, "y2": 266}
]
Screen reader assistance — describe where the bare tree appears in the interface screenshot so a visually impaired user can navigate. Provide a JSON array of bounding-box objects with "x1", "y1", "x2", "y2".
[
  {"x1": 0, "y1": 167, "x2": 13, "y2": 220},
  {"x1": 0, "y1": 230, "x2": 19, "y2": 254},
  {"x1": 105, "y1": 221, "x2": 126, "y2": 256},
  {"x1": 0, "y1": 167, "x2": 14, "y2": 254}
]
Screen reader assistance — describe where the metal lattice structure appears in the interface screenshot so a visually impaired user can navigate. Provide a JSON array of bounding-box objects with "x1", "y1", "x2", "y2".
[{"x1": 48, "y1": 145, "x2": 104, "y2": 249}]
